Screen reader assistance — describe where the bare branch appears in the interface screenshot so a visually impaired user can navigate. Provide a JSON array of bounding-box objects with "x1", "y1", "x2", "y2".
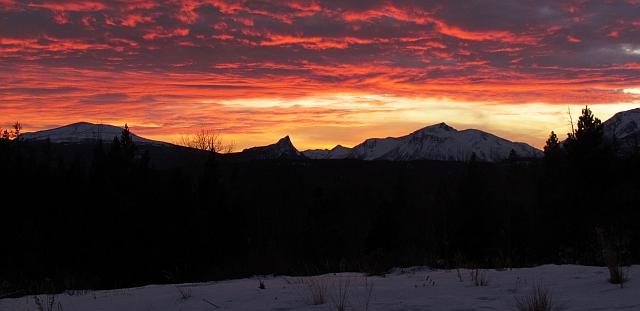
[
  {"x1": 568, "y1": 106, "x2": 575, "y2": 136},
  {"x1": 177, "y1": 128, "x2": 234, "y2": 153}
]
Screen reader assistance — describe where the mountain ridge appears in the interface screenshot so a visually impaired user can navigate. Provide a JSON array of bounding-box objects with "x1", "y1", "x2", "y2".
[
  {"x1": 21, "y1": 122, "x2": 167, "y2": 146},
  {"x1": 21, "y1": 107, "x2": 640, "y2": 162},
  {"x1": 602, "y1": 108, "x2": 640, "y2": 154},
  {"x1": 240, "y1": 135, "x2": 304, "y2": 160},
  {"x1": 303, "y1": 122, "x2": 543, "y2": 162}
]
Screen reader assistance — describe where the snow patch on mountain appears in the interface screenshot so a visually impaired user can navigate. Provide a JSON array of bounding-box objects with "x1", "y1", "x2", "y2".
[
  {"x1": 603, "y1": 108, "x2": 640, "y2": 140},
  {"x1": 349, "y1": 122, "x2": 541, "y2": 162},
  {"x1": 21, "y1": 122, "x2": 165, "y2": 145},
  {"x1": 602, "y1": 107, "x2": 640, "y2": 154}
]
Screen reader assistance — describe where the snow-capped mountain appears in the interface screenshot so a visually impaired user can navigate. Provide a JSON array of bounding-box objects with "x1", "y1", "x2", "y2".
[
  {"x1": 603, "y1": 107, "x2": 640, "y2": 153},
  {"x1": 21, "y1": 122, "x2": 165, "y2": 145},
  {"x1": 351, "y1": 123, "x2": 542, "y2": 162},
  {"x1": 302, "y1": 145, "x2": 352, "y2": 159},
  {"x1": 302, "y1": 123, "x2": 542, "y2": 162},
  {"x1": 603, "y1": 108, "x2": 640, "y2": 140},
  {"x1": 240, "y1": 136, "x2": 304, "y2": 160}
]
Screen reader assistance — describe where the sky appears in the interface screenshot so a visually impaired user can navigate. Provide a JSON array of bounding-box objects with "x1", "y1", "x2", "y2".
[{"x1": 1, "y1": 0, "x2": 639, "y2": 150}]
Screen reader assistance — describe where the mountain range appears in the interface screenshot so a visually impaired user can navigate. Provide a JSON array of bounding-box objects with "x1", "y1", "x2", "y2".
[
  {"x1": 21, "y1": 122, "x2": 167, "y2": 146},
  {"x1": 303, "y1": 122, "x2": 542, "y2": 162},
  {"x1": 603, "y1": 108, "x2": 640, "y2": 154},
  {"x1": 19, "y1": 107, "x2": 640, "y2": 162}
]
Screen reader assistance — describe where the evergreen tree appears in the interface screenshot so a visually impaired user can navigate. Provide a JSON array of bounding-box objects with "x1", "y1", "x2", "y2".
[
  {"x1": 107, "y1": 124, "x2": 138, "y2": 169},
  {"x1": 543, "y1": 131, "x2": 559, "y2": 157},
  {"x1": 120, "y1": 124, "x2": 136, "y2": 163},
  {"x1": 565, "y1": 106, "x2": 604, "y2": 160}
]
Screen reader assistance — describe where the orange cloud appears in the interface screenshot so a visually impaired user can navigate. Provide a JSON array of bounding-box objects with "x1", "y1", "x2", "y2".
[
  {"x1": 1, "y1": 0, "x2": 639, "y2": 150},
  {"x1": 121, "y1": 14, "x2": 156, "y2": 27},
  {"x1": 142, "y1": 27, "x2": 190, "y2": 40},
  {"x1": 27, "y1": 1, "x2": 106, "y2": 11}
]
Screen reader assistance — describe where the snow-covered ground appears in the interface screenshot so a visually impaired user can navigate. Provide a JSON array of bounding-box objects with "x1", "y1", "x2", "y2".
[{"x1": 1, "y1": 265, "x2": 637, "y2": 310}]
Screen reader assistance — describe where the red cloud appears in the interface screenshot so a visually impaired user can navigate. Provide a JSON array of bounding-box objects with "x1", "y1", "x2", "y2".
[
  {"x1": 2, "y1": 0, "x2": 640, "y2": 149},
  {"x1": 121, "y1": 14, "x2": 156, "y2": 27},
  {"x1": 260, "y1": 34, "x2": 382, "y2": 49},
  {"x1": 567, "y1": 36, "x2": 582, "y2": 43},
  {"x1": 27, "y1": 1, "x2": 106, "y2": 11},
  {"x1": 433, "y1": 20, "x2": 538, "y2": 44},
  {"x1": 143, "y1": 27, "x2": 190, "y2": 40}
]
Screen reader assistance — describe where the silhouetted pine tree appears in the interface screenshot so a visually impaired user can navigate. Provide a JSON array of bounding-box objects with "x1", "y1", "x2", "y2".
[
  {"x1": 565, "y1": 106, "x2": 605, "y2": 162},
  {"x1": 564, "y1": 107, "x2": 616, "y2": 261},
  {"x1": 120, "y1": 124, "x2": 136, "y2": 164},
  {"x1": 542, "y1": 131, "x2": 566, "y2": 173},
  {"x1": 543, "y1": 131, "x2": 559, "y2": 157}
]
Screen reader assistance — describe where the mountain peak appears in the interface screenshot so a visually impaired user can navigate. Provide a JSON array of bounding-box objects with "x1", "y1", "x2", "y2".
[
  {"x1": 276, "y1": 135, "x2": 293, "y2": 145},
  {"x1": 604, "y1": 108, "x2": 640, "y2": 138},
  {"x1": 241, "y1": 135, "x2": 302, "y2": 160},
  {"x1": 21, "y1": 122, "x2": 163, "y2": 145},
  {"x1": 414, "y1": 122, "x2": 457, "y2": 135},
  {"x1": 431, "y1": 122, "x2": 456, "y2": 130},
  {"x1": 350, "y1": 121, "x2": 541, "y2": 162},
  {"x1": 603, "y1": 107, "x2": 640, "y2": 155},
  {"x1": 68, "y1": 121, "x2": 94, "y2": 126}
]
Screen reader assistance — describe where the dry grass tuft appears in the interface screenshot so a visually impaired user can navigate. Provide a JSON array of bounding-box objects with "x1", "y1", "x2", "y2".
[
  {"x1": 515, "y1": 284, "x2": 555, "y2": 311},
  {"x1": 303, "y1": 276, "x2": 329, "y2": 305}
]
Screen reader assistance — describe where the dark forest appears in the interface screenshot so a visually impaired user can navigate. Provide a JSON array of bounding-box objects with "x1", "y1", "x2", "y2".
[{"x1": 1, "y1": 108, "x2": 639, "y2": 297}]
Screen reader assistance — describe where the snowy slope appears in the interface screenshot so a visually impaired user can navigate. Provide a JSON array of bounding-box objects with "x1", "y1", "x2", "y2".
[
  {"x1": 603, "y1": 108, "x2": 640, "y2": 140},
  {"x1": 21, "y1": 122, "x2": 165, "y2": 145},
  {"x1": 350, "y1": 123, "x2": 542, "y2": 162},
  {"x1": 241, "y1": 136, "x2": 304, "y2": 160},
  {"x1": 1, "y1": 265, "x2": 637, "y2": 311},
  {"x1": 603, "y1": 108, "x2": 640, "y2": 154},
  {"x1": 302, "y1": 145, "x2": 352, "y2": 159}
]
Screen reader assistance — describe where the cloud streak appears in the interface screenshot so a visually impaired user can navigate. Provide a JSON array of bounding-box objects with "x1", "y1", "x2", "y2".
[{"x1": 0, "y1": 0, "x2": 639, "y2": 149}]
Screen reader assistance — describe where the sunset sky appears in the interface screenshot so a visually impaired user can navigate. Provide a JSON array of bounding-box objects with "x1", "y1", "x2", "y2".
[{"x1": 1, "y1": 0, "x2": 639, "y2": 150}]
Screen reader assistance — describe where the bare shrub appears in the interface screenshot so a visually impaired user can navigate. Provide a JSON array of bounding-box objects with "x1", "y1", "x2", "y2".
[
  {"x1": 608, "y1": 265, "x2": 630, "y2": 288},
  {"x1": 303, "y1": 276, "x2": 329, "y2": 305},
  {"x1": 597, "y1": 227, "x2": 631, "y2": 288},
  {"x1": 470, "y1": 269, "x2": 489, "y2": 287},
  {"x1": 515, "y1": 284, "x2": 555, "y2": 311},
  {"x1": 456, "y1": 268, "x2": 464, "y2": 282},
  {"x1": 176, "y1": 286, "x2": 192, "y2": 301},
  {"x1": 331, "y1": 278, "x2": 351, "y2": 311},
  {"x1": 34, "y1": 295, "x2": 64, "y2": 311},
  {"x1": 362, "y1": 277, "x2": 374, "y2": 311},
  {"x1": 177, "y1": 128, "x2": 234, "y2": 153}
]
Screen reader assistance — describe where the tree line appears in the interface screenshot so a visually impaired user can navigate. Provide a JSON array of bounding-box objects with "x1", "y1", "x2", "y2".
[{"x1": 0, "y1": 107, "x2": 639, "y2": 296}]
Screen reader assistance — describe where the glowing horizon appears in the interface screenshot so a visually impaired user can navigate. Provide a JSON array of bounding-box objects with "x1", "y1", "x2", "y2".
[{"x1": 1, "y1": 1, "x2": 639, "y2": 150}]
